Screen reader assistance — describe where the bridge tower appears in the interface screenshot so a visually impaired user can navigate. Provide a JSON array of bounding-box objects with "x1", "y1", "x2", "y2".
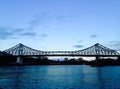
[{"x1": 4, "y1": 43, "x2": 41, "y2": 65}]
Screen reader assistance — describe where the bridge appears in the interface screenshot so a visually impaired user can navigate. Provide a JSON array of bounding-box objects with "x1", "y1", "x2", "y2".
[{"x1": 2, "y1": 43, "x2": 120, "y2": 64}]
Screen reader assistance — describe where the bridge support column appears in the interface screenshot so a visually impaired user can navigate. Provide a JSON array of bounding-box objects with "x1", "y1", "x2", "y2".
[
  {"x1": 95, "y1": 56, "x2": 102, "y2": 66},
  {"x1": 39, "y1": 56, "x2": 43, "y2": 59},
  {"x1": 16, "y1": 56, "x2": 23, "y2": 64},
  {"x1": 39, "y1": 56, "x2": 45, "y2": 60},
  {"x1": 95, "y1": 56, "x2": 100, "y2": 61},
  {"x1": 117, "y1": 56, "x2": 120, "y2": 60}
]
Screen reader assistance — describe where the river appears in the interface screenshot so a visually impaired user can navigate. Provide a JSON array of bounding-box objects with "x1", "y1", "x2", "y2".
[{"x1": 0, "y1": 65, "x2": 120, "y2": 89}]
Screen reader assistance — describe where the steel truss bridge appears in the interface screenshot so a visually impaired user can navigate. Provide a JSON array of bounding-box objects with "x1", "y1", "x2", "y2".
[
  {"x1": 3, "y1": 43, "x2": 119, "y2": 57},
  {"x1": 1, "y1": 43, "x2": 119, "y2": 64}
]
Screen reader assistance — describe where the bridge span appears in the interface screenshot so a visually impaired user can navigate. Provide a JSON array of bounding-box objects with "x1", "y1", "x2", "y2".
[{"x1": 2, "y1": 43, "x2": 120, "y2": 64}]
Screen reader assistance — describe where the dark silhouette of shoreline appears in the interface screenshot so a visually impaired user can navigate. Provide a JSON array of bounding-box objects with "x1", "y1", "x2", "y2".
[{"x1": 0, "y1": 54, "x2": 120, "y2": 67}]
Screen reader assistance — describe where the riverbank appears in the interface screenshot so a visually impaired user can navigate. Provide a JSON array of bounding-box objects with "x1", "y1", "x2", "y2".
[{"x1": 0, "y1": 56, "x2": 120, "y2": 66}]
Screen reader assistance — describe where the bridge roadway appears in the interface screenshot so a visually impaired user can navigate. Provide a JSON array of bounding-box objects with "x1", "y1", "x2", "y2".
[{"x1": 12, "y1": 53, "x2": 119, "y2": 57}]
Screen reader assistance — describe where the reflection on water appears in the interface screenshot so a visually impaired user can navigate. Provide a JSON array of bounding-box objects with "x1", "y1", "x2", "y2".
[{"x1": 0, "y1": 65, "x2": 120, "y2": 89}]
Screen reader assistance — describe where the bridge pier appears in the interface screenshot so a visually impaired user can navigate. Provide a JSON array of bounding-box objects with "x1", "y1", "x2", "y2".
[
  {"x1": 117, "y1": 56, "x2": 120, "y2": 60},
  {"x1": 39, "y1": 56, "x2": 43, "y2": 59},
  {"x1": 95, "y1": 56, "x2": 101, "y2": 61},
  {"x1": 16, "y1": 56, "x2": 23, "y2": 64}
]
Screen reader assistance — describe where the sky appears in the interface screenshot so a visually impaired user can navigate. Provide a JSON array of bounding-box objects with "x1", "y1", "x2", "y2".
[{"x1": 0, "y1": 0, "x2": 120, "y2": 53}]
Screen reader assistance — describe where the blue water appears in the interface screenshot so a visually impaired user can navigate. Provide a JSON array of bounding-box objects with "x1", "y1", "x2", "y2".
[{"x1": 0, "y1": 65, "x2": 120, "y2": 89}]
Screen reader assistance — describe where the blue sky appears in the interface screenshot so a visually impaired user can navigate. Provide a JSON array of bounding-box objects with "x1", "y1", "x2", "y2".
[{"x1": 0, "y1": 0, "x2": 120, "y2": 52}]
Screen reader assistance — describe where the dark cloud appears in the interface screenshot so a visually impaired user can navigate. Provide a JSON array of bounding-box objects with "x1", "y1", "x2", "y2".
[
  {"x1": 73, "y1": 45, "x2": 84, "y2": 48},
  {"x1": 90, "y1": 34, "x2": 98, "y2": 38},
  {"x1": 0, "y1": 26, "x2": 49, "y2": 40},
  {"x1": 0, "y1": 27, "x2": 38, "y2": 39}
]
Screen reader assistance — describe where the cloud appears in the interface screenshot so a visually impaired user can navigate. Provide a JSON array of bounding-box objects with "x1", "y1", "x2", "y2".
[
  {"x1": 29, "y1": 12, "x2": 49, "y2": 30},
  {"x1": 0, "y1": 27, "x2": 14, "y2": 39},
  {"x1": 0, "y1": 12, "x2": 57, "y2": 40},
  {"x1": 29, "y1": 17, "x2": 41, "y2": 26},
  {"x1": 56, "y1": 15, "x2": 66, "y2": 22},
  {"x1": 29, "y1": 17, "x2": 41, "y2": 30},
  {"x1": 21, "y1": 32, "x2": 37, "y2": 37},
  {"x1": 73, "y1": 45, "x2": 84, "y2": 48},
  {"x1": 78, "y1": 40, "x2": 83, "y2": 43},
  {"x1": 107, "y1": 41, "x2": 120, "y2": 51},
  {"x1": 90, "y1": 34, "x2": 98, "y2": 38},
  {"x1": 13, "y1": 28, "x2": 38, "y2": 38},
  {"x1": 39, "y1": 33, "x2": 48, "y2": 37},
  {"x1": 28, "y1": 12, "x2": 69, "y2": 31},
  {"x1": 0, "y1": 27, "x2": 38, "y2": 39},
  {"x1": 13, "y1": 28, "x2": 25, "y2": 33}
]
